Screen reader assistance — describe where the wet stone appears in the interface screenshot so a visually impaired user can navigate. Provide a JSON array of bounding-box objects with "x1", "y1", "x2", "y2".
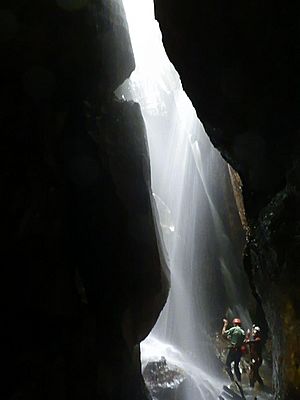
[{"x1": 143, "y1": 357, "x2": 185, "y2": 400}]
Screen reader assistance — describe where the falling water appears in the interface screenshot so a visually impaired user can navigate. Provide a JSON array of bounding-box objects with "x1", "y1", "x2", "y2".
[{"x1": 116, "y1": 0, "x2": 254, "y2": 398}]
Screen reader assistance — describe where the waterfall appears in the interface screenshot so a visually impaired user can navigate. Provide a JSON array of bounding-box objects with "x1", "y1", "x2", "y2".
[{"x1": 116, "y1": 0, "x2": 253, "y2": 398}]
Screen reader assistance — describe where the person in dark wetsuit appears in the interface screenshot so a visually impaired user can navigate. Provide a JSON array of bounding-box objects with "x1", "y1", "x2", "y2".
[
  {"x1": 222, "y1": 318, "x2": 245, "y2": 382},
  {"x1": 246, "y1": 326, "x2": 264, "y2": 388}
]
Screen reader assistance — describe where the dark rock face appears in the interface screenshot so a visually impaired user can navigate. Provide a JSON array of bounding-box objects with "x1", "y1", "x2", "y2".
[
  {"x1": 3, "y1": 0, "x2": 299, "y2": 399},
  {"x1": 154, "y1": 0, "x2": 300, "y2": 215},
  {"x1": 244, "y1": 183, "x2": 300, "y2": 399},
  {"x1": 2, "y1": 1, "x2": 168, "y2": 399},
  {"x1": 143, "y1": 358, "x2": 216, "y2": 400},
  {"x1": 143, "y1": 357, "x2": 185, "y2": 399},
  {"x1": 153, "y1": 1, "x2": 300, "y2": 398}
]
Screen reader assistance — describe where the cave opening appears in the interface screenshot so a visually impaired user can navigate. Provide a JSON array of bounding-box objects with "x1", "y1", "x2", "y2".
[
  {"x1": 2, "y1": 0, "x2": 299, "y2": 398},
  {"x1": 116, "y1": 1, "x2": 273, "y2": 399}
]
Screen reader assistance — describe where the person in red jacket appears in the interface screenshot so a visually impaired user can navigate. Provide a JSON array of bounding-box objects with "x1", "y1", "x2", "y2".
[{"x1": 246, "y1": 325, "x2": 264, "y2": 388}]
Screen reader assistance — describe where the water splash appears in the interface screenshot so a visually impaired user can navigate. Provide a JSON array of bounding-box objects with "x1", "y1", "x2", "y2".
[{"x1": 117, "y1": 0, "x2": 254, "y2": 397}]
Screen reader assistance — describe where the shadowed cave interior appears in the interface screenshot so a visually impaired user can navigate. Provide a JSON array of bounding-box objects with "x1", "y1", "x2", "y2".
[{"x1": 1, "y1": 1, "x2": 300, "y2": 400}]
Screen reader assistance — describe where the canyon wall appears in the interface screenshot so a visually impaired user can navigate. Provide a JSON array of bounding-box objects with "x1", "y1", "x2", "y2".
[
  {"x1": 1, "y1": 1, "x2": 167, "y2": 399},
  {"x1": 153, "y1": 1, "x2": 300, "y2": 398},
  {"x1": 2, "y1": 1, "x2": 299, "y2": 398}
]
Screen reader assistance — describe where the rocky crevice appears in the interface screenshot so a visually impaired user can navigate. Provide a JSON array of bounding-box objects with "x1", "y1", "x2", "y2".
[
  {"x1": 3, "y1": 0, "x2": 300, "y2": 398},
  {"x1": 244, "y1": 179, "x2": 300, "y2": 398},
  {"x1": 153, "y1": 1, "x2": 300, "y2": 398},
  {"x1": 2, "y1": 1, "x2": 168, "y2": 399}
]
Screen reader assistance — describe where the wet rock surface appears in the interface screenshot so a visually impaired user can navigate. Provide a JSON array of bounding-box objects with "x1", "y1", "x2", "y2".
[
  {"x1": 143, "y1": 357, "x2": 185, "y2": 399},
  {"x1": 143, "y1": 357, "x2": 216, "y2": 400},
  {"x1": 244, "y1": 181, "x2": 300, "y2": 399},
  {"x1": 1, "y1": 1, "x2": 168, "y2": 399},
  {"x1": 3, "y1": 0, "x2": 300, "y2": 399},
  {"x1": 154, "y1": 1, "x2": 300, "y2": 398}
]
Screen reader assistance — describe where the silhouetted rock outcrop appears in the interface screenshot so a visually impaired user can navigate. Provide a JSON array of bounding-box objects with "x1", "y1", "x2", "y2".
[
  {"x1": 153, "y1": 1, "x2": 300, "y2": 398},
  {"x1": 2, "y1": 0, "x2": 300, "y2": 399},
  {"x1": 1, "y1": 1, "x2": 168, "y2": 399}
]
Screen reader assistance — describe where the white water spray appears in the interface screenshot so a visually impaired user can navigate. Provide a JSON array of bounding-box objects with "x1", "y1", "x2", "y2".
[{"x1": 117, "y1": 1, "x2": 254, "y2": 398}]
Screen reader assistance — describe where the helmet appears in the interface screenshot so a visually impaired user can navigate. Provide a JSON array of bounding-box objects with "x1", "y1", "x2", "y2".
[
  {"x1": 233, "y1": 318, "x2": 241, "y2": 325},
  {"x1": 253, "y1": 326, "x2": 260, "y2": 333}
]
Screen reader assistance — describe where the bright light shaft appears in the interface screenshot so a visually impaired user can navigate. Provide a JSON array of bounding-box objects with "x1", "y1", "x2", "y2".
[{"x1": 119, "y1": 1, "x2": 254, "y2": 399}]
